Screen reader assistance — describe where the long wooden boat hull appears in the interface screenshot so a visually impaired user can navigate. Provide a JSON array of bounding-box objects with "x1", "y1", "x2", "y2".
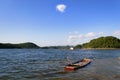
[{"x1": 64, "y1": 58, "x2": 91, "y2": 70}]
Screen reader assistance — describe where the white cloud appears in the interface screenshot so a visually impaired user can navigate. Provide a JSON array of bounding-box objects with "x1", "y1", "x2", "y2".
[
  {"x1": 85, "y1": 32, "x2": 96, "y2": 38},
  {"x1": 56, "y1": 4, "x2": 66, "y2": 13},
  {"x1": 98, "y1": 32, "x2": 105, "y2": 35},
  {"x1": 113, "y1": 30, "x2": 120, "y2": 36},
  {"x1": 67, "y1": 32, "x2": 105, "y2": 45},
  {"x1": 45, "y1": 30, "x2": 119, "y2": 46}
]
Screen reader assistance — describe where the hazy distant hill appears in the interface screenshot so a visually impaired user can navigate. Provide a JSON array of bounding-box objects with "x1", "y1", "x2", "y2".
[
  {"x1": 41, "y1": 46, "x2": 71, "y2": 49},
  {"x1": 0, "y1": 42, "x2": 40, "y2": 49},
  {"x1": 82, "y1": 36, "x2": 120, "y2": 48}
]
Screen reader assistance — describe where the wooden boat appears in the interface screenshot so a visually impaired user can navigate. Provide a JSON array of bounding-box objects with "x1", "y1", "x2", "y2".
[{"x1": 64, "y1": 58, "x2": 91, "y2": 70}]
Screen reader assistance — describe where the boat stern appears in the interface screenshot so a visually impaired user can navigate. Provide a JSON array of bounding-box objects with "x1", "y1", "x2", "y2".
[{"x1": 64, "y1": 66, "x2": 75, "y2": 70}]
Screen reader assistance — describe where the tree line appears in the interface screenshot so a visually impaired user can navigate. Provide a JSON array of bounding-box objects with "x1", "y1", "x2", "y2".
[
  {"x1": 74, "y1": 36, "x2": 120, "y2": 49},
  {"x1": 0, "y1": 42, "x2": 40, "y2": 49}
]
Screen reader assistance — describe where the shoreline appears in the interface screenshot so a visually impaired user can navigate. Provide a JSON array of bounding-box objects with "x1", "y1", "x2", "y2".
[{"x1": 82, "y1": 48, "x2": 120, "y2": 50}]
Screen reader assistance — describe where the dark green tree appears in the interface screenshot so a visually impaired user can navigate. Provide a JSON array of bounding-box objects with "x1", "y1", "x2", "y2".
[{"x1": 82, "y1": 36, "x2": 120, "y2": 48}]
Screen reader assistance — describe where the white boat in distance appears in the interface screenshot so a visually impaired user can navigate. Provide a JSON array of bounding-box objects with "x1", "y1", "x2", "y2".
[{"x1": 70, "y1": 47, "x2": 74, "y2": 50}]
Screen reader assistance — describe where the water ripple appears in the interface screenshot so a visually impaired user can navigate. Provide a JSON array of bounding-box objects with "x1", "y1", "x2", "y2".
[{"x1": 0, "y1": 49, "x2": 120, "y2": 80}]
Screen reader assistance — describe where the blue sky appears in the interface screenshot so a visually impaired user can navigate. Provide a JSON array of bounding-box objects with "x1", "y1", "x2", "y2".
[{"x1": 0, "y1": 0, "x2": 120, "y2": 46}]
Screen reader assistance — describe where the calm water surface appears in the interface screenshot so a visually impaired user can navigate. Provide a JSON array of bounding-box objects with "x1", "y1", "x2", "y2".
[{"x1": 0, "y1": 49, "x2": 120, "y2": 80}]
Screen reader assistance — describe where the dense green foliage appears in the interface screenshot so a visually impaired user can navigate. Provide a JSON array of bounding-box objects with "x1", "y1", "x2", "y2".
[
  {"x1": 82, "y1": 36, "x2": 120, "y2": 48},
  {"x1": 74, "y1": 44, "x2": 82, "y2": 49},
  {"x1": 0, "y1": 42, "x2": 40, "y2": 49}
]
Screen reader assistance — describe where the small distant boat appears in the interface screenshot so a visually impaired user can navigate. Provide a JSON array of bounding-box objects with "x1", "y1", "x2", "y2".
[
  {"x1": 64, "y1": 58, "x2": 91, "y2": 70},
  {"x1": 70, "y1": 47, "x2": 74, "y2": 50}
]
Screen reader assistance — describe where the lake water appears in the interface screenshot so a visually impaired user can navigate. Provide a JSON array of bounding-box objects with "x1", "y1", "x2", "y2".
[{"x1": 0, "y1": 49, "x2": 120, "y2": 80}]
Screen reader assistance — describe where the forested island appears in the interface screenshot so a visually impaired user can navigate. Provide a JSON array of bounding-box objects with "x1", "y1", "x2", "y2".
[
  {"x1": 75, "y1": 36, "x2": 120, "y2": 49},
  {"x1": 0, "y1": 42, "x2": 71, "y2": 49},
  {"x1": 0, "y1": 42, "x2": 40, "y2": 49}
]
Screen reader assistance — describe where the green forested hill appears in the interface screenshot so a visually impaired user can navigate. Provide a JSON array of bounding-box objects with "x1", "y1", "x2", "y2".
[
  {"x1": 0, "y1": 42, "x2": 40, "y2": 49},
  {"x1": 82, "y1": 36, "x2": 120, "y2": 48}
]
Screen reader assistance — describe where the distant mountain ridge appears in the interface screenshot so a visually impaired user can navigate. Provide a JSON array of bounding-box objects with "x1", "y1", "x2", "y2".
[
  {"x1": 82, "y1": 36, "x2": 120, "y2": 48},
  {"x1": 1, "y1": 36, "x2": 120, "y2": 49},
  {"x1": 0, "y1": 42, "x2": 40, "y2": 49},
  {"x1": 74, "y1": 36, "x2": 120, "y2": 49}
]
